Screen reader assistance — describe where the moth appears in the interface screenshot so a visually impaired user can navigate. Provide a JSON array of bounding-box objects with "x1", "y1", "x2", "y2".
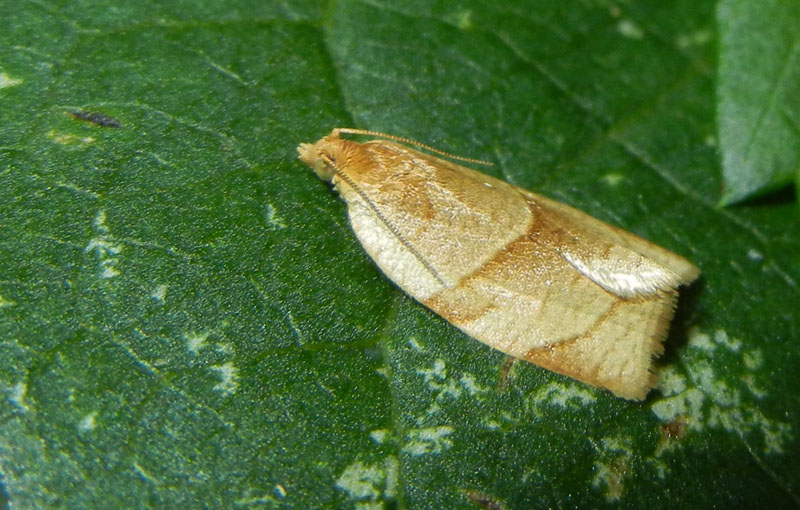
[{"x1": 298, "y1": 128, "x2": 699, "y2": 400}]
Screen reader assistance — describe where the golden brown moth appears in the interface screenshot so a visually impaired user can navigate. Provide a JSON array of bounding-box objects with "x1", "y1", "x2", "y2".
[{"x1": 297, "y1": 128, "x2": 700, "y2": 400}]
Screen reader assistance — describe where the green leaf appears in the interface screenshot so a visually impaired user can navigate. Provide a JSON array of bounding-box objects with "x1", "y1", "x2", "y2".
[
  {"x1": 717, "y1": 0, "x2": 800, "y2": 205},
  {"x1": 2, "y1": 1, "x2": 799, "y2": 509}
]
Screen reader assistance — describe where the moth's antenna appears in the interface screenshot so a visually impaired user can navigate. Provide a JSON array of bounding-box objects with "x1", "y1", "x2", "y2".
[{"x1": 334, "y1": 128, "x2": 493, "y2": 166}]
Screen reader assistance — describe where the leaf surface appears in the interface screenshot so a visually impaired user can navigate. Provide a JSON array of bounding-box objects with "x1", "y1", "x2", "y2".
[{"x1": 1, "y1": 1, "x2": 799, "y2": 509}]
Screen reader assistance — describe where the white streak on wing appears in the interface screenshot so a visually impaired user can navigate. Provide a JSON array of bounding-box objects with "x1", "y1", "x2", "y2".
[{"x1": 562, "y1": 251, "x2": 680, "y2": 298}]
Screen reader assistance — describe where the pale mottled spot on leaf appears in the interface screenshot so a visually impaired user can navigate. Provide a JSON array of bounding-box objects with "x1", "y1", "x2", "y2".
[
  {"x1": 185, "y1": 331, "x2": 210, "y2": 354},
  {"x1": 78, "y1": 411, "x2": 98, "y2": 432},
  {"x1": 459, "y1": 373, "x2": 488, "y2": 396},
  {"x1": 403, "y1": 426, "x2": 454, "y2": 455},
  {"x1": 447, "y1": 9, "x2": 473, "y2": 30},
  {"x1": 48, "y1": 129, "x2": 95, "y2": 146},
  {"x1": 656, "y1": 366, "x2": 688, "y2": 396},
  {"x1": 527, "y1": 382, "x2": 596, "y2": 413},
  {"x1": 744, "y1": 350, "x2": 763, "y2": 370},
  {"x1": 215, "y1": 342, "x2": 233, "y2": 355},
  {"x1": 234, "y1": 491, "x2": 278, "y2": 506},
  {"x1": 415, "y1": 359, "x2": 488, "y2": 418},
  {"x1": 742, "y1": 374, "x2": 767, "y2": 399},
  {"x1": 265, "y1": 203, "x2": 287, "y2": 229},
  {"x1": 369, "y1": 429, "x2": 389, "y2": 444},
  {"x1": 652, "y1": 328, "x2": 792, "y2": 454},
  {"x1": 601, "y1": 173, "x2": 625, "y2": 186},
  {"x1": 0, "y1": 71, "x2": 23, "y2": 88},
  {"x1": 483, "y1": 419, "x2": 501, "y2": 431},
  {"x1": 713, "y1": 329, "x2": 742, "y2": 352},
  {"x1": 151, "y1": 284, "x2": 168, "y2": 303},
  {"x1": 85, "y1": 210, "x2": 122, "y2": 278},
  {"x1": 383, "y1": 457, "x2": 398, "y2": 498},
  {"x1": 9, "y1": 382, "x2": 29, "y2": 411},
  {"x1": 591, "y1": 436, "x2": 633, "y2": 502},
  {"x1": 687, "y1": 328, "x2": 715, "y2": 352},
  {"x1": 416, "y1": 359, "x2": 462, "y2": 400},
  {"x1": 617, "y1": 19, "x2": 644, "y2": 39},
  {"x1": 211, "y1": 362, "x2": 239, "y2": 395},
  {"x1": 407, "y1": 336, "x2": 424, "y2": 351},
  {"x1": 335, "y1": 457, "x2": 398, "y2": 505},
  {"x1": 676, "y1": 29, "x2": 713, "y2": 48}
]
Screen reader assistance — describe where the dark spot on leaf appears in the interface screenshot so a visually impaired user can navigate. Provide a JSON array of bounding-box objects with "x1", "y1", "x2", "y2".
[
  {"x1": 71, "y1": 110, "x2": 122, "y2": 128},
  {"x1": 464, "y1": 489, "x2": 506, "y2": 510}
]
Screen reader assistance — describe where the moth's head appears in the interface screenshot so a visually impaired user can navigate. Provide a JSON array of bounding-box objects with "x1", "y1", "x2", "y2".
[{"x1": 297, "y1": 134, "x2": 350, "y2": 182}]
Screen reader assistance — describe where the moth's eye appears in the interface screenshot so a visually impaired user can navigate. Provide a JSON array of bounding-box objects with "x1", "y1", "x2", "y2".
[
  {"x1": 322, "y1": 151, "x2": 337, "y2": 166},
  {"x1": 311, "y1": 151, "x2": 336, "y2": 181}
]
